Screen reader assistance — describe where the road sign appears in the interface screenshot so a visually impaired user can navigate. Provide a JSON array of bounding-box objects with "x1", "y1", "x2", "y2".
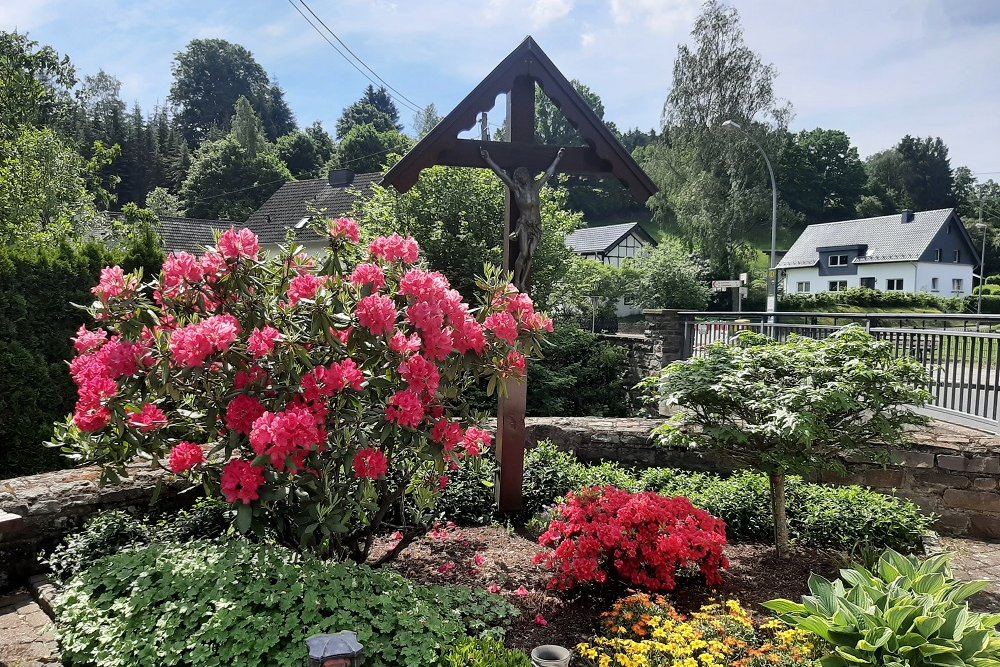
[
  {"x1": 739, "y1": 272, "x2": 748, "y2": 283},
  {"x1": 711, "y1": 280, "x2": 741, "y2": 289}
]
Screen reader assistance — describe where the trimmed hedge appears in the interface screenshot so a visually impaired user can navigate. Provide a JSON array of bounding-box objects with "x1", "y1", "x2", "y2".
[
  {"x1": 779, "y1": 287, "x2": 961, "y2": 312},
  {"x1": 439, "y1": 442, "x2": 932, "y2": 552},
  {"x1": 0, "y1": 230, "x2": 162, "y2": 477}
]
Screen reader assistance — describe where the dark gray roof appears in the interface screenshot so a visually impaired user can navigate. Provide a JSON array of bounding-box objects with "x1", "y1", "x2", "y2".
[
  {"x1": 158, "y1": 216, "x2": 233, "y2": 254},
  {"x1": 776, "y1": 209, "x2": 959, "y2": 269},
  {"x1": 244, "y1": 173, "x2": 381, "y2": 244},
  {"x1": 565, "y1": 222, "x2": 655, "y2": 255}
]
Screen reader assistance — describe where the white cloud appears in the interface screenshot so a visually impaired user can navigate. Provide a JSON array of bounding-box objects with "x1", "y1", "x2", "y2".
[
  {"x1": 529, "y1": 0, "x2": 573, "y2": 28},
  {"x1": 609, "y1": 0, "x2": 699, "y2": 33},
  {"x1": 580, "y1": 31, "x2": 596, "y2": 47},
  {"x1": 0, "y1": 0, "x2": 55, "y2": 30}
]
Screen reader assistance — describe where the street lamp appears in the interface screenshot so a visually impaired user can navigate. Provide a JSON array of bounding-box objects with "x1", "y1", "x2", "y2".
[
  {"x1": 720, "y1": 120, "x2": 778, "y2": 314},
  {"x1": 976, "y1": 222, "x2": 988, "y2": 314}
]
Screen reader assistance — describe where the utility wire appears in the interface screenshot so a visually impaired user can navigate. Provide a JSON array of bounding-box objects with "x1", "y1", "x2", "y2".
[
  {"x1": 296, "y1": 0, "x2": 423, "y2": 112},
  {"x1": 286, "y1": 0, "x2": 422, "y2": 115}
]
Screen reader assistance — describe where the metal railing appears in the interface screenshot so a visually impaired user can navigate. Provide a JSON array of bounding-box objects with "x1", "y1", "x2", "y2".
[{"x1": 679, "y1": 311, "x2": 1000, "y2": 427}]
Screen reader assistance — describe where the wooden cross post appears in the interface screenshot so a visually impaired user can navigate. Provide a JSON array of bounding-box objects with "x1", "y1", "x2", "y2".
[{"x1": 379, "y1": 36, "x2": 658, "y2": 515}]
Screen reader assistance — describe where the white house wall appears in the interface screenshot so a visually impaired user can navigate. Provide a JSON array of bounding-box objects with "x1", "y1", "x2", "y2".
[{"x1": 783, "y1": 262, "x2": 974, "y2": 297}]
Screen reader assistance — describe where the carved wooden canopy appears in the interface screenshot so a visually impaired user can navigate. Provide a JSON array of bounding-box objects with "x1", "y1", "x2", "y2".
[{"x1": 380, "y1": 36, "x2": 658, "y2": 204}]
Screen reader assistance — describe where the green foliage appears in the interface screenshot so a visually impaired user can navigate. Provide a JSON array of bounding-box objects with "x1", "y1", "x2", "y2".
[
  {"x1": 55, "y1": 540, "x2": 518, "y2": 667},
  {"x1": 412, "y1": 103, "x2": 442, "y2": 138},
  {"x1": 276, "y1": 129, "x2": 326, "y2": 179},
  {"x1": 778, "y1": 128, "x2": 866, "y2": 224},
  {"x1": 335, "y1": 85, "x2": 403, "y2": 139},
  {"x1": 765, "y1": 549, "x2": 1000, "y2": 667},
  {"x1": 0, "y1": 30, "x2": 76, "y2": 138},
  {"x1": 624, "y1": 238, "x2": 712, "y2": 310},
  {"x1": 0, "y1": 233, "x2": 163, "y2": 478},
  {"x1": 436, "y1": 456, "x2": 498, "y2": 525},
  {"x1": 333, "y1": 123, "x2": 410, "y2": 174},
  {"x1": 861, "y1": 137, "x2": 955, "y2": 216},
  {"x1": 144, "y1": 186, "x2": 184, "y2": 218},
  {"x1": 527, "y1": 322, "x2": 633, "y2": 417},
  {"x1": 180, "y1": 102, "x2": 291, "y2": 220},
  {"x1": 439, "y1": 637, "x2": 532, "y2": 667},
  {"x1": 168, "y1": 38, "x2": 296, "y2": 145},
  {"x1": 780, "y1": 288, "x2": 961, "y2": 312},
  {"x1": 356, "y1": 164, "x2": 580, "y2": 307},
  {"x1": 551, "y1": 255, "x2": 629, "y2": 320},
  {"x1": 970, "y1": 295, "x2": 1000, "y2": 314}
]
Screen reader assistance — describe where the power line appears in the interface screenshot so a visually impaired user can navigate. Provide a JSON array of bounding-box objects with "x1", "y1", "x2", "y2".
[
  {"x1": 296, "y1": 0, "x2": 423, "y2": 112},
  {"x1": 286, "y1": 0, "x2": 422, "y2": 116}
]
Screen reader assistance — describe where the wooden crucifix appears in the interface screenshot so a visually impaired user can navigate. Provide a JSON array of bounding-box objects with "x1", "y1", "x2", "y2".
[{"x1": 381, "y1": 36, "x2": 657, "y2": 513}]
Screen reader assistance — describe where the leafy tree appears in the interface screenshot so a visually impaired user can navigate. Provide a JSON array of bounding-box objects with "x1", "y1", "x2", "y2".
[
  {"x1": 276, "y1": 130, "x2": 325, "y2": 179},
  {"x1": 180, "y1": 99, "x2": 291, "y2": 220},
  {"x1": 144, "y1": 187, "x2": 184, "y2": 218},
  {"x1": 535, "y1": 79, "x2": 604, "y2": 147},
  {"x1": 168, "y1": 39, "x2": 295, "y2": 145},
  {"x1": 624, "y1": 239, "x2": 711, "y2": 310},
  {"x1": 0, "y1": 30, "x2": 76, "y2": 137},
  {"x1": 549, "y1": 257, "x2": 629, "y2": 321},
  {"x1": 0, "y1": 126, "x2": 98, "y2": 242},
  {"x1": 332, "y1": 123, "x2": 410, "y2": 174},
  {"x1": 335, "y1": 85, "x2": 402, "y2": 138},
  {"x1": 644, "y1": 0, "x2": 793, "y2": 277},
  {"x1": 412, "y1": 103, "x2": 442, "y2": 138},
  {"x1": 640, "y1": 326, "x2": 932, "y2": 557},
  {"x1": 356, "y1": 164, "x2": 580, "y2": 306},
  {"x1": 305, "y1": 121, "x2": 335, "y2": 164},
  {"x1": 860, "y1": 136, "x2": 955, "y2": 215},
  {"x1": 779, "y1": 128, "x2": 866, "y2": 223}
]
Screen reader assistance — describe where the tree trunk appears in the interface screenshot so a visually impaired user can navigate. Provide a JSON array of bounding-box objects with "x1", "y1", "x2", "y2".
[{"x1": 769, "y1": 472, "x2": 790, "y2": 559}]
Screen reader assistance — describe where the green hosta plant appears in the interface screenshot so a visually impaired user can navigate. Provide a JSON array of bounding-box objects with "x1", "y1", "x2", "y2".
[{"x1": 764, "y1": 548, "x2": 1000, "y2": 667}]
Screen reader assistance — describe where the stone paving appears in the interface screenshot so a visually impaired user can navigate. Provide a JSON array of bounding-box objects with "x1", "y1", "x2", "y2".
[
  {"x1": 939, "y1": 536, "x2": 1000, "y2": 613},
  {"x1": 0, "y1": 589, "x2": 59, "y2": 667}
]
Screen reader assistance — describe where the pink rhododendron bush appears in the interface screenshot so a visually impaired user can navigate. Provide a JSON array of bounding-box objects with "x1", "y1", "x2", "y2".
[{"x1": 54, "y1": 220, "x2": 550, "y2": 561}]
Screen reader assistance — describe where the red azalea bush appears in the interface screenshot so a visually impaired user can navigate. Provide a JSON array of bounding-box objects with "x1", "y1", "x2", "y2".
[
  {"x1": 532, "y1": 486, "x2": 728, "y2": 592},
  {"x1": 54, "y1": 219, "x2": 550, "y2": 561}
]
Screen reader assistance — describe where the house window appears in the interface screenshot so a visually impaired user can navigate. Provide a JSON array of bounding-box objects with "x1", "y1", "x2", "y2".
[
  {"x1": 953, "y1": 278, "x2": 964, "y2": 293},
  {"x1": 828, "y1": 254, "x2": 849, "y2": 267},
  {"x1": 931, "y1": 277, "x2": 939, "y2": 291},
  {"x1": 953, "y1": 250, "x2": 960, "y2": 262},
  {"x1": 828, "y1": 280, "x2": 848, "y2": 291},
  {"x1": 886, "y1": 279, "x2": 904, "y2": 291},
  {"x1": 860, "y1": 277, "x2": 876, "y2": 289},
  {"x1": 796, "y1": 281, "x2": 810, "y2": 293},
  {"x1": 934, "y1": 249, "x2": 942, "y2": 262}
]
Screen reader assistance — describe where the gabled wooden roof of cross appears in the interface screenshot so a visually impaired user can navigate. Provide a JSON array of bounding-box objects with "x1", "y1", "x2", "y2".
[{"x1": 381, "y1": 36, "x2": 658, "y2": 204}]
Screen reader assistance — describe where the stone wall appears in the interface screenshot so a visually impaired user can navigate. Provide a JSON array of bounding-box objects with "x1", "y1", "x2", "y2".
[{"x1": 2, "y1": 416, "x2": 998, "y2": 590}]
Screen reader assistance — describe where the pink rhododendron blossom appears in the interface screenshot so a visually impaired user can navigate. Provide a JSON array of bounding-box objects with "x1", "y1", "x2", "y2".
[
  {"x1": 250, "y1": 405, "x2": 325, "y2": 471},
  {"x1": 287, "y1": 274, "x2": 327, "y2": 306},
  {"x1": 390, "y1": 330, "x2": 421, "y2": 355},
  {"x1": 421, "y1": 327, "x2": 454, "y2": 362},
  {"x1": 350, "y1": 262, "x2": 385, "y2": 290},
  {"x1": 221, "y1": 459, "x2": 265, "y2": 504},
  {"x1": 462, "y1": 427, "x2": 492, "y2": 457},
  {"x1": 399, "y1": 268, "x2": 450, "y2": 301},
  {"x1": 72, "y1": 325, "x2": 107, "y2": 354},
  {"x1": 452, "y1": 316, "x2": 486, "y2": 355},
  {"x1": 329, "y1": 217, "x2": 361, "y2": 243},
  {"x1": 398, "y1": 354, "x2": 440, "y2": 397},
  {"x1": 391, "y1": 531, "x2": 404, "y2": 541},
  {"x1": 526, "y1": 312, "x2": 554, "y2": 333},
  {"x1": 534, "y1": 614, "x2": 548, "y2": 627},
  {"x1": 161, "y1": 252, "x2": 204, "y2": 299},
  {"x1": 247, "y1": 326, "x2": 282, "y2": 358},
  {"x1": 514, "y1": 586, "x2": 531, "y2": 598},
  {"x1": 385, "y1": 390, "x2": 425, "y2": 428},
  {"x1": 501, "y1": 350, "x2": 527, "y2": 378},
  {"x1": 356, "y1": 294, "x2": 397, "y2": 336},
  {"x1": 369, "y1": 233, "x2": 419, "y2": 264},
  {"x1": 431, "y1": 419, "x2": 465, "y2": 454},
  {"x1": 474, "y1": 553, "x2": 486, "y2": 567},
  {"x1": 73, "y1": 402, "x2": 111, "y2": 432},
  {"x1": 169, "y1": 315, "x2": 240, "y2": 368},
  {"x1": 487, "y1": 584, "x2": 502, "y2": 594},
  {"x1": 169, "y1": 442, "x2": 205, "y2": 473},
  {"x1": 225, "y1": 394, "x2": 267, "y2": 436},
  {"x1": 128, "y1": 404, "x2": 167, "y2": 432},
  {"x1": 91, "y1": 266, "x2": 137, "y2": 301},
  {"x1": 217, "y1": 228, "x2": 260, "y2": 261},
  {"x1": 484, "y1": 312, "x2": 518, "y2": 345},
  {"x1": 406, "y1": 301, "x2": 444, "y2": 333},
  {"x1": 353, "y1": 448, "x2": 389, "y2": 479},
  {"x1": 438, "y1": 561, "x2": 456, "y2": 575}
]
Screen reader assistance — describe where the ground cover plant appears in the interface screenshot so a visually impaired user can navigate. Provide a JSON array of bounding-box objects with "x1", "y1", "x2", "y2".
[
  {"x1": 765, "y1": 549, "x2": 1000, "y2": 667},
  {"x1": 53, "y1": 222, "x2": 550, "y2": 560},
  {"x1": 54, "y1": 539, "x2": 519, "y2": 667},
  {"x1": 640, "y1": 326, "x2": 932, "y2": 556}
]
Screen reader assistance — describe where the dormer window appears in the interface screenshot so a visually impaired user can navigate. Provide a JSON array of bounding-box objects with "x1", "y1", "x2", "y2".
[{"x1": 828, "y1": 254, "x2": 849, "y2": 267}]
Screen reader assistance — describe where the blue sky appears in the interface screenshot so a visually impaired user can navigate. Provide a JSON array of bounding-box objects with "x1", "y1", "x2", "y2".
[{"x1": 4, "y1": 0, "x2": 1000, "y2": 178}]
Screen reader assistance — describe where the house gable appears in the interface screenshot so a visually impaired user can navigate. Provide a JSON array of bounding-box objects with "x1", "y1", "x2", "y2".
[{"x1": 917, "y1": 211, "x2": 980, "y2": 266}]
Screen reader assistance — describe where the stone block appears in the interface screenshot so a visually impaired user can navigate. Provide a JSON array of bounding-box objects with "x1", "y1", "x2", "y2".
[
  {"x1": 890, "y1": 450, "x2": 935, "y2": 468},
  {"x1": 973, "y1": 477, "x2": 998, "y2": 491},
  {"x1": 937, "y1": 455, "x2": 1000, "y2": 474},
  {"x1": 934, "y1": 511, "x2": 971, "y2": 534},
  {"x1": 942, "y1": 488, "x2": 1000, "y2": 513},
  {"x1": 851, "y1": 468, "x2": 906, "y2": 489},
  {"x1": 969, "y1": 514, "x2": 1000, "y2": 540},
  {"x1": 914, "y1": 470, "x2": 971, "y2": 490}
]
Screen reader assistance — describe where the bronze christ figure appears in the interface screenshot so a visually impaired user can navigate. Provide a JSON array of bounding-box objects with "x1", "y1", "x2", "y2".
[{"x1": 480, "y1": 147, "x2": 564, "y2": 291}]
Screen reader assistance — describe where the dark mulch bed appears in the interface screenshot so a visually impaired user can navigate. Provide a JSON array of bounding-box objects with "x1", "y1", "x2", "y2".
[{"x1": 369, "y1": 525, "x2": 841, "y2": 654}]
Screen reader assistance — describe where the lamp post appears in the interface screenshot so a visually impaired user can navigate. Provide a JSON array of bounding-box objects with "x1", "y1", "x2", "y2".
[
  {"x1": 720, "y1": 120, "x2": 778, "y2": 314},
  {"x1": 977, "y1": 222, "x2": 988, "y2": 315}
]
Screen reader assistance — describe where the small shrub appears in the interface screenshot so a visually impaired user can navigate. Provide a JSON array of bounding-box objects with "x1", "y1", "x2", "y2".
[
  {"x1": 779, "y1": 287, "x2": 960, "y2": 312},
  {"x1": 578, "y1": 594, "x2": 818, "y2": 667},
  {"x1": 151, "y1": 496, "x2": 232, "y2": 543},
  {"x1": 436, "y1": 456, "x2": 499, "y2": 525},
  {"x1": 45, "y1": 510, "x2": 150, "y2": 582},
  {"x1": 533, "y1": 486, "x2": 728, "y2": 592},
  {"x1": 439, "y1": 638, "x2": 531, "y2": 667},
  {"x1": 765, "y1": 548, "x2": 1000, "y2": 667},
  {"x1": 55, "y1": 540, "x2": 519, "y2": 667}
]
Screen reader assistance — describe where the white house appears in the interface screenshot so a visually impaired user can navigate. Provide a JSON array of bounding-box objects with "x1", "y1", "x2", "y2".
[
  {"x1": 564, "y1": 221, "x2": 656, "y2": 316},
  {"x1": 776, "y1": 208, "x2": 979, "y2": 298}
]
